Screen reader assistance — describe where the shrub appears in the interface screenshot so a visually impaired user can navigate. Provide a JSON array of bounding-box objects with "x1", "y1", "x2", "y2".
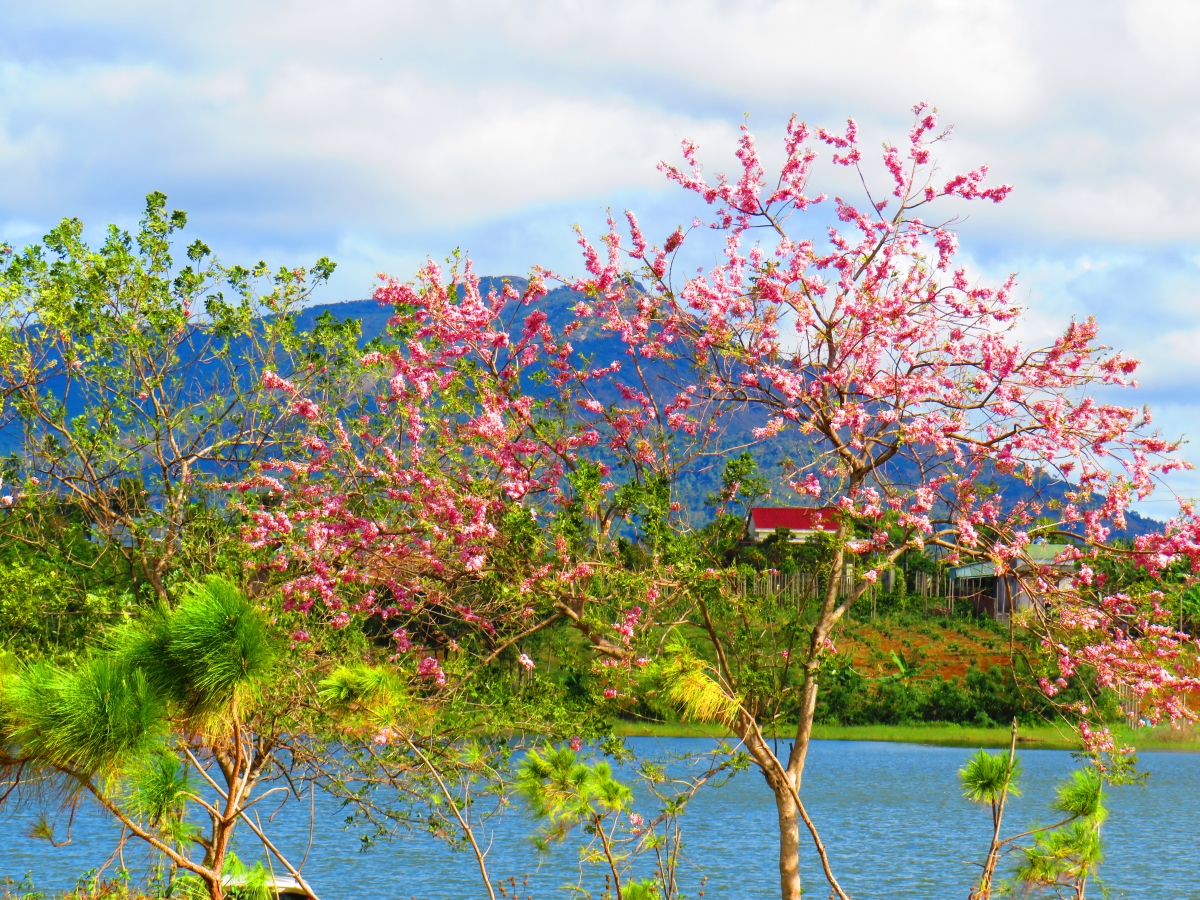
[{"x1": 813, "y1": 664, "x2": 1103, "y2": 727}]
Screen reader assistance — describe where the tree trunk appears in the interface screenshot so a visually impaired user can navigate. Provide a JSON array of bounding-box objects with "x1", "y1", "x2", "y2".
[
  {"x1": 773, "y1": 781, "x2": 804, "y2": 900},
  {"x1": 740, "y1": 721, "x2": 807, "y2": 900},
  {"x1": 204, "y1": 821, "x2": 231, "y2": 900},
  {"x1": 773, "y1": 530, "x2": 850, "y2": 900},
  {"x1": 204, "y1": 875, "x2": 225, "y2": 900},
  {"x1": 717, "y1": 526, "x2": 856, "y2": 900}
]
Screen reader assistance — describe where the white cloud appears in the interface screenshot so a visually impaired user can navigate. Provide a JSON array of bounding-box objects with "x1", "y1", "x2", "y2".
[
  {"x1": 3, "y1": 0, "x2": 1197, "y2": 247},
  {"x1": 2, "y1": 0, "x2": 1200, "y2": 510},
  {"x1": 0, "y1": 54, "x2": 736, "y2": 232}
]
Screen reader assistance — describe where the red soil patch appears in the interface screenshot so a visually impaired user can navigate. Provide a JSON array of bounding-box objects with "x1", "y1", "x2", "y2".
[{"x1": 836, "y1": 621, "x2": 1012, "y2": 680}]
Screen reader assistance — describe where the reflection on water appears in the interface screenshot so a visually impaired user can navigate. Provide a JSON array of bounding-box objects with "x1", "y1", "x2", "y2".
[{"x1": 2, "y1": 739, "x2": 1195, "y2": 899}]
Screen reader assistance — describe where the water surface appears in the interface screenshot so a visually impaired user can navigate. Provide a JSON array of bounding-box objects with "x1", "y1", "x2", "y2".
[{"x1": 3, "y1": 739, "x2": 1195, "y2": 899}]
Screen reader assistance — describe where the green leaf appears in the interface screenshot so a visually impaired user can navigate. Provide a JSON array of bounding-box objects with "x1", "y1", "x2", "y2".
[{"x1": 1, "y1": 655, "x2": 165, "y2": 775}]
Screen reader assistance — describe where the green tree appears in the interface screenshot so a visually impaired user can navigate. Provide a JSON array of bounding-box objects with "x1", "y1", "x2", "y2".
[
  {"x1": 961, "y1": 749, "x2": 1110, "y2": 900},
  {"x1": 959, "y1": 726, "x2": 1022, "y2": 900},
  {"x1": 0, "y1": 577, "x2": 317, "y2": 900},
  {"x1": 1013, "y1": 769, "x2": 1107, "y2": 900},
  {"x1": 518, "y1": 745, "x2": 633, "y2": 898},
  {"x1": 0, "y1": 192, "x2": 357, "y2": 609}
]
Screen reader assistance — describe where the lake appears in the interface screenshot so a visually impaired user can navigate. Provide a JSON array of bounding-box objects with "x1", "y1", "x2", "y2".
[{"x1": 2, "y1": 738, "x2": 1196, "y2": 899}]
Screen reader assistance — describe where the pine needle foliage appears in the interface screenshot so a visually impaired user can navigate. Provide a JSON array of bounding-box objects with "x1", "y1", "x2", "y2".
[
  {"x1": 517, "y1": 745, "x2": 632, "y2": 838},
  {"x1": 1052, "y1": 767, "x2": 1106, "y2": 822},
  {"x1": 1, "y1": 656, "x2": 165, "y2": 776},
  {"x1": 959, "y1": 749, "x2": 1022, "y2": 805},
  {"x1": 218, "y1": 851, "x2": 274, "y2": 900},
  {"x1": 1016, "y1": 818, "x2": 1104, "y2": 893},
  {"x1": 127, "y1": 749, "x2": 192, "y2": 825},
  {"x1": 517, "y1": 745, "x2": 594, "y2": 826},
  {"x1": 1, "y1": 577, "x2": 275, "y2": 780},
  {"x1": 169, "y1": 851, "x2": 274, "y2": 900},
  {"x1": 318, "y1": 662, "x2": 406, "y2": 724},
  {"x1": 119, "y1": 576, "x2": 274, "y2": 718},
  {"x1": 1005, "y1": 768, "x2": 1108, "y2": 897},
  {"x1": 649, "y1": 639, "x2": 740, "y2": 727}
]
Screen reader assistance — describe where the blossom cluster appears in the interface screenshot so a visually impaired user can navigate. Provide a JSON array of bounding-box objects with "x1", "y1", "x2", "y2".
[{"x1": 239, "y1": 104, "x2": 1198, "y2": 735}]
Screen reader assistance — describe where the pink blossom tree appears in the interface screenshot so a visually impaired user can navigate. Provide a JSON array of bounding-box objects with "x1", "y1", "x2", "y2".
[
  {"x1": 244, "y1": 105, "x2": 1200, "y2": 900},
  {"x1": 236, "y1": 250, "x2": 733, "y2": 698},
  {"x1": 599, "y1": 104, "x2": 1197, "y2": 899}
]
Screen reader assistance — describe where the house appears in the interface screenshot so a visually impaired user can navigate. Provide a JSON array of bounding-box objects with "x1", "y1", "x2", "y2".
[
  {"x1": 746, "y1": 507, "x2": 840, "y2": 543},
  {"x1": 950, "y1": 543, "x2": 1076, "y2": 619}
]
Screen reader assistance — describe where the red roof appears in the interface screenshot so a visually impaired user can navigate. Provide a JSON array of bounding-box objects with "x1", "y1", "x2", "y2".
[{"x1": 749, "y1": 507, "x2": 839, "y2": 532}]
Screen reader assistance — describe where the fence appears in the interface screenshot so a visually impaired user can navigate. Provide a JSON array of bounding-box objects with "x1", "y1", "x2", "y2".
[
  {"x1": 913, "y1": 570, "x2": 966, "y2": 616},
  {"x1": 737, "y1": 568, "x2": 973, "y2": 622},
  {"x1": 912, "y1": 570, "x2": 944, "y2": 599},
  {"x1": 737, "y1": 571, "x2": 822, "y2": 606},
  {"x1": 1115, "y1": 682, "x2": 1142, "y2": 727},
  {"x1": 737, "y1": 569, "x2": 882, "y2": 619}
]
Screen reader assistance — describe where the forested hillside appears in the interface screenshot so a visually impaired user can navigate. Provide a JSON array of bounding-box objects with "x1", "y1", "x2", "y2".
[{"x1": 292, "y1": 279, "x2": 1164, "y2": 539}]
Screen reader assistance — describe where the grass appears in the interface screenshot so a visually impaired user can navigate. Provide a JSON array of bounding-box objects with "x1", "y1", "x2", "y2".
[
  {"x1": 614, "y1": 719, "x2": 1200, "y2": 752},
  {"x1": 806, "y1": 723, "x2": 1079, "y2": 749}
]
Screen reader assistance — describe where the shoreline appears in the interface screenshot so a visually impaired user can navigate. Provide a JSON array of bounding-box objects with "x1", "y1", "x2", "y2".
[{"x1": 613, "y1": 720, "x2": 1200, "y2": 752}]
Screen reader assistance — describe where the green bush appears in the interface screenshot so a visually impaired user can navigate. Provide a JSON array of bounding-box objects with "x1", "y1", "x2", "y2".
[
  {"x1": 813, "y1": 663, "x2": 1106, "y2": 727},
  {"x1": 922, "y1": 677, "x2": 976, "y2": 723}
]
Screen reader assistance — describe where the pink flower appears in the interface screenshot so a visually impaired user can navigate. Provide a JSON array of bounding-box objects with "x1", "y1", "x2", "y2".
[
  {"x1": 291, "y1": 397, "x2": 320, "y2": 420},
  {"x1": 796, "y1": 474, "x2": 822, "y2": 497},
  {"x1": 262, "y1": 370, "x2": 297, "y2": 394},
  {"x1": 373, "y1": 727, "x2": 397, "y2": 745},
  {"x1": 570, "y1": 736, "x2": 583, "y2": 751},
  {"x1": 418, "y1": 656, "x2": 447, "y2": 687},
  {"x1": 1079, "y1": 722, "x2": 1115, "y2": 753},
  {"x1": 518, "y1": 652, "x2": 535, "y2": 671},
  {"x1": 242, "y1": 107, "x2": 1200, "y2": 769}
]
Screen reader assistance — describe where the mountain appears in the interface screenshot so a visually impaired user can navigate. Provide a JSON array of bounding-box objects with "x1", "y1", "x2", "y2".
[
  {"x1": 4, "y1": 276, "x2": 1163, "y2": 540},
  {"x1": 299, "y1": 281, "x2": 1164, "y2": 539}
]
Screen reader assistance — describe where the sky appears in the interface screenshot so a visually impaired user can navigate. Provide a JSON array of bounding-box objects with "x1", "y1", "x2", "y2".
[{"x1": 2, "y1": 0, "x2": 1199, "y2": 513}]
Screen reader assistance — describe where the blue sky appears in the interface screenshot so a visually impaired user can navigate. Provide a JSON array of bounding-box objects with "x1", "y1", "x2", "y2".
[{"x1": 3, "y1": 1, "x2": 1200, "y2": 513}]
